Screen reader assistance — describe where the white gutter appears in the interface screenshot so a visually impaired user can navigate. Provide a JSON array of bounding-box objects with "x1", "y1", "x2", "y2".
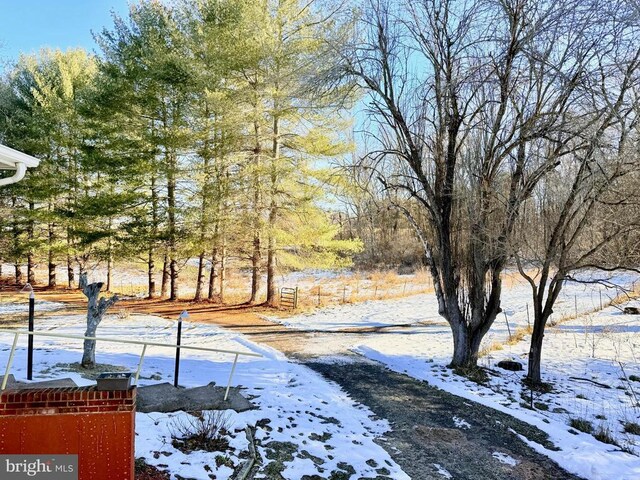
[
  {"x1": 0, "y1": 143, "x2": 40, "y2": 186},
  {"x1": 0, "y1": 162, "x2": 27, "y2": 186},
  {"x1": 0, "y1": 143, "x2": 40, "y2": 168}
]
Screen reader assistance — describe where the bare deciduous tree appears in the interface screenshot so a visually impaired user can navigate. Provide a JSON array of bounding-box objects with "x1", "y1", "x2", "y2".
[
  {"x1": 342, "y1": 0, "x2": 632, "y2": 369},
  {"x1": 514, "y1": 6, "x2": 640, "y2": 383}
]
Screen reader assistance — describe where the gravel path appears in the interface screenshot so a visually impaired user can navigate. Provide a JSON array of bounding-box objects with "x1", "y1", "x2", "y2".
[{"x1": 306, "y1": 361, "x2": 583, "y2": 480}]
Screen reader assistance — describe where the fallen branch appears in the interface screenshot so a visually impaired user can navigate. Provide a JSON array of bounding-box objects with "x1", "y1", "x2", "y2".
[
  {"x1": 568, "y1": 376, "x2": 612, "y2": 389},
  {"x1": 233, "y1": 425, "x2": 258, "y2": 480}
]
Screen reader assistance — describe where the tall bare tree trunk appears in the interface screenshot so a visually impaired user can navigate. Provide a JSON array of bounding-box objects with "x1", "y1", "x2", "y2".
[
  {"x1": 194, "y1": 252, "x2": 206, "y2": 302},
  {"x1": 528, "y1": 321, "x2": 545, "y2": 384},
  {"x1": 27, "y1": 255, "x2": 35, "y2": 284},
  {"x1": 66, "y1": 238, "x2": 74, "y2": 289},
  {"x1": 147, "y1": 250, "x2": 156, "y2": 299},
  {"x1": 250, "y1": 118, "x2": 262, "y2": 304},
  {"x1": 266, "y1": 113, "x2": 280, "y2": 306},
  {"x1": 208, "y1": 245, "x2": 218, "y2": 301},
  {"x1": 48, "y1": 213, "x2": 56, "y2": 288},
  {"x1": 250, "y1": 234, "x2": 260, "y2": 303},
  {"x1": 208, "y1": 221, "x2": 220, "y2": 301},
  {"x1": 161, "y1": 252, "x2": 169, "y2": 298},
  {"x1": 167, "y1": 154, "x2": 178, "y2": 301},
  {"x1": 106, "y1": 218, "x2": 113, "y2": 291},
  {"x1": 219, "y1": 241, "x2": 226, "y2": 304},
  {"x1": 525, "y1": 273, "x2": 564, "y2": 384},
  {"x1": 27, "y1": 201, "x2": 35, "y2": 285},
  {"x1": 148, "y1": 172, "x2": 158, "y2": 299},
  {"x1": 12, "y1": 198, "x2": 22, "y2": 285}
]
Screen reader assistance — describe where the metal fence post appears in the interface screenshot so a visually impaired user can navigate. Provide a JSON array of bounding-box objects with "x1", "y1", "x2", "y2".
[
  {"x1": 174, "y1": 311, "x2": 189, "y2": 387},
  {"x1": 135, "y1": 344, "x2": 148, "y2": 385},
  {"x1": 224, "y1": 353, "x2": 239, "y2": 401},
  {"x1": 27, "y1": 291, "x2": 34, "y2": 380},
  {"x1": 504, "y1": 311, "x2": 512, "y2": 340},
  {"x1": 599, "y1": 291, "x2": 603, "y2": 310},
  {"x1": 2, "y1": 333, "x2": 20, "y2": 390},
  {"x1": 20, "y1": 283, "x2": 35, "y2": 381}
]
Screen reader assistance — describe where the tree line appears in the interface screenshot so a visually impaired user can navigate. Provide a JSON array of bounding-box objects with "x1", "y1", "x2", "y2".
[{"x1": 0, "y1": 0, "x2": 362, "y2": 305}]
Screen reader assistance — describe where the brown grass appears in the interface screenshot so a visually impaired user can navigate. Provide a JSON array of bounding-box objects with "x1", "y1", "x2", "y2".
[
  {"x1": 290, "y1": 268, "x2": 434, "y2": 310},
  {"x1": 609, "y1": 283, "x2": 640, "y2": 307},
  {"x1": 479, "y1": 341, "x2": 504, "y2": 357},
  {"x1": 505, "y1": 325, "x2": 533, "y2": 346},
  {"x1": 479, "y1": 325, "x2": 533, "y2": 357}
]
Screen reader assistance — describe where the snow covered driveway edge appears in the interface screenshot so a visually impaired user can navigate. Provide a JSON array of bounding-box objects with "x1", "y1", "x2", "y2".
[{"x1": 355, "y1": 345, "x2": 640, "y2": 480}]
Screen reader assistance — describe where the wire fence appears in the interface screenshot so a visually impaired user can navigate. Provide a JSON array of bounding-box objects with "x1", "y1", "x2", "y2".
[{"x1": 282, "y1": 276, "x2": 434, "y2": 310}]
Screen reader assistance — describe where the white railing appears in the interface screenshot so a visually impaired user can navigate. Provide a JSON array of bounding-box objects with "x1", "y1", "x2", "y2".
[{"x1": 0, "y1": 329, "x2": 262, "y2": 401}]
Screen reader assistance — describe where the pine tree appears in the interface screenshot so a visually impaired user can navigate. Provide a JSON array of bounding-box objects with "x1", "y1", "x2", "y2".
[
  {"x1": 97, "y1": 2, "x2": 196, "y2": 300},
  {"x1": 243, "y1": 0, "x2": 358, "y2": 305}
]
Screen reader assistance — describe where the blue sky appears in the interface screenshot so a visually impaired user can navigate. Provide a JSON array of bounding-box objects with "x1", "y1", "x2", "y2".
[{"x1": 0, "y1": 0, "x2": 130, "y2": 64}]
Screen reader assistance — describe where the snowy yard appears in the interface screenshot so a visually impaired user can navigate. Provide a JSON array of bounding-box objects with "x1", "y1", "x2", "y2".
[
  {"x1": 0, "y1": 310, "x2": 408, "y2": 480},
  {"x1": 266, "y1": 272, "x2": 640, "y2": 480},
  {"x1": 1, "y1": 271, "x2": 639, "y2": 479}
]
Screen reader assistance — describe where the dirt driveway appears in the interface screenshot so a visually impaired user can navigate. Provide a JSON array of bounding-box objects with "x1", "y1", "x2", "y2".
[{"x1": 306, "y1": 361, "x2": 581, "y2": 480}]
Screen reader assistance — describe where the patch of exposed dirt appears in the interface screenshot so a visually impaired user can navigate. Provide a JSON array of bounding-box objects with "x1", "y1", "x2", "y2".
[{"x1": 135, "y1": 458, "x2": 170, "y2": 480}]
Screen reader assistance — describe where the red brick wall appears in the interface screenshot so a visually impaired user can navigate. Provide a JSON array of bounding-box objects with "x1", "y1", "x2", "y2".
[{"x1": 0, "y1": 386, "x2": 136, "y2": 480}]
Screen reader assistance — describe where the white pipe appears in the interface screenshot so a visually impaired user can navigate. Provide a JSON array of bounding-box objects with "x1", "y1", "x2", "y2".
[
  {"x1": 0, "y1": 329, "x2": 263, "y2": 357},
  {"x1": 0, "y1": 162, "x2": 27, "y2": 186}
]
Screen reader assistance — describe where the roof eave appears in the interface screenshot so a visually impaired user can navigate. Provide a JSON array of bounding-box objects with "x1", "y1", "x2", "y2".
[{"x1": 0, "y1": 143, "x2": 41, "y2": 169}]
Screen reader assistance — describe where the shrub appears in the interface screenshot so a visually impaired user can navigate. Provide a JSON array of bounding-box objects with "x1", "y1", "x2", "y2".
[
  {"x1": 522, "y1": 378, "x2": 554, "y2": 393},
  {"x1": 569, "y1": 418, "x2": 593, "y2": 434},
  {"x1": 170, "y1": 410, "x2": 232, "y2": 454},
  {"x1": 215, "y1": 455, "x2": 234, "y2": 468},
  {"x1": 624, "y1": 422, "x2": 640, "y2": 435},
  {"x1": 594, "y1": 426, "x2": 618, "y2": 446},
  {"x1": 454, "y1": 365, "x2": 489, "y2": 385}
]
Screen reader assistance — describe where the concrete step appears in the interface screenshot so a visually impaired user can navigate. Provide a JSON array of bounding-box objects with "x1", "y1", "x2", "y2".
[{"x1": 137, "y1": 382, "x2": 254, "y2": 413}]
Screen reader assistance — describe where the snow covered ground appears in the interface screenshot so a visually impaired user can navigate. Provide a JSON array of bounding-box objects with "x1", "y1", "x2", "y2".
[
  {"x1": 0, "y1": 299, "x2": 65, "y2": 314},
  {"x1": 267, "y1": 271, "x2": 640, "y2": 480},
  {"x1": 269, "y1": 271, "x2": 637, "y2": 335},
  {"x1": 0, "y1": 312, "x2": 408, "y2": 480},
  {"x1": 2, "y1": 270, "x2": 638, "y2": 479}
]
